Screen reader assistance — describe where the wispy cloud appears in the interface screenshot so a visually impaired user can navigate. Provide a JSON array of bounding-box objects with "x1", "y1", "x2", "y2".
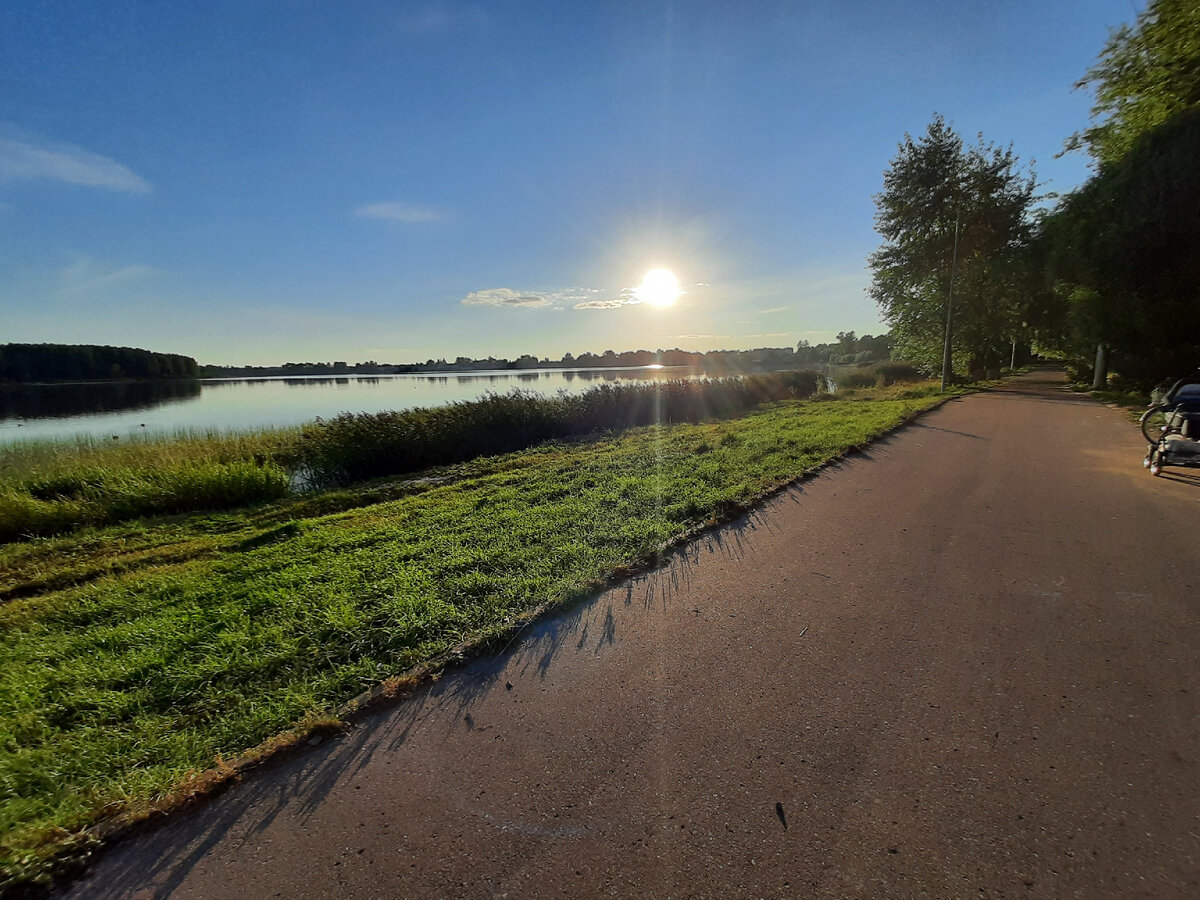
[
  {"x1": 0, "y1": 132, "x2": 151, "y2": 193},
  {"x1": 574, "y1": 288, "x2": 641, "y2": 310},
  {"x1": 670, "y1": 331, "x2": 792, "y2": 342},
  {"x1": 462, "y1": 288, "x2": 553, "y2": 309},
  {"x1": 354, "y1": 201, "x2": 446, "y2": 223},
  {"x1": 60, "y1": 257, "x2": 155, "y2": 295},
  {"x1": 463, "y1": 286, "x2": 601, "y2": 309},
  {"x1": 758, "y1": 305, "x2": 792, "y2": 315},
  {"x1": 397, "y1": 4, "x2": 488, "y2": 34}
]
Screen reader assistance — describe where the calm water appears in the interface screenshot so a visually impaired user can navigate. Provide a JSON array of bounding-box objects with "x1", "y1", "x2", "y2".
[{"x1": 0, "y1": 367, "x2": 697, "y2": 444}]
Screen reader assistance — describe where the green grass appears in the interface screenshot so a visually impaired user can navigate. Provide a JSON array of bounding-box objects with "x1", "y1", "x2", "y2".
[
  {"x1": 0, "y1": 385, "x2": 952, "y2": 887},
  {"x1": 2, "y1": 375, "x2": 828, "y2": 542},
  {"x1": 0, "y1": 430, "x2": 298, "y2": 542}
]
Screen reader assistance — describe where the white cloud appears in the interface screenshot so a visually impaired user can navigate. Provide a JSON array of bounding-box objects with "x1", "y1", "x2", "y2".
[
  {"x1": 574, "y1": 288, "x2": 640, "y2": 310},
  {"x1": 354, "y1": 201, "x2": 446, "y2": 223},
  {"x1": 758, "y1": 305, "x2": 792, "y2": 315},
  {"x1": 464, "y1": 286, "x2": 603, "y2": 309},
  {"x1": 462, "y1": 288, "x2": 553, "y2": 308},
  {"x1": 0, "y1": 133, "x2": 151, "y2": 193}
]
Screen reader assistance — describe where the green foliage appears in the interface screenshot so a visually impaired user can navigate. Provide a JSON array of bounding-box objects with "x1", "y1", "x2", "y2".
[
  {"x1": 837, "y1": 371, "x2": 877, "y2": 389},
  {"x1": 0, "y1": 344, "x2": 198, "y2": 383},
  {"x1": 869, "y1": 115, "x2": 1037, "y2": 375},
  {"x1": 795, "y1": 333, "x2": 892, "y2": 366},
  {"x1": 835, "y1": 362, "x2": 923, "y2": 391},
  {"x1": 0, "y1": 389, "x2": 946, "y2": 886},
  {"x1": 1040, "y1": 106, "x2": 1200, "y2": 385},
  {"x1": 1067, "y1": 0, "x2": 1200, "y2": 166},
  {"x1": 296, "y1": 373, "x2": 822, "y2": 486},
  {"x1": 873, "y1": 362, "x2": 924, "y2": 385}
]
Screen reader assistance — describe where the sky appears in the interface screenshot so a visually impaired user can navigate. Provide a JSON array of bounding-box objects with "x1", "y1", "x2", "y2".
[{"x1": 0, "y1": 0, "x2": 1142, "y2": 366}]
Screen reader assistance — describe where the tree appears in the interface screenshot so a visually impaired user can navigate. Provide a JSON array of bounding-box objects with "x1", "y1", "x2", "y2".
[
  {"x1": 1034, "y1": 1, "x2": 1200, "y2": 387},
  {"x1": 1066, "y1": 0, "x2": 1200, "y2": 167},
  {"x1": 1039, "y1": 105, "x2": 1200, "y2": 385},
  {"x1": 869, "y1": 116, "x2": 1036, "y2": 375}
]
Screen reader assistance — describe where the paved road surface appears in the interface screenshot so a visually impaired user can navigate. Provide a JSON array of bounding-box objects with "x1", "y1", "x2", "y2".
[{"x1": 63, "y1": 370, "x2": 1199, "y2": 898}]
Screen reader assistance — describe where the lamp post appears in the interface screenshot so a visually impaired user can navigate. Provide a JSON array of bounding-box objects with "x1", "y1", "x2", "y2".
[{"x1": 940, "y1": 209, "x2": 962, "y2": 393}]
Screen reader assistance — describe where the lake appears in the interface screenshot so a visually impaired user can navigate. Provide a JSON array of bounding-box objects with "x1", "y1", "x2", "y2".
[{"x1": 0, "y1": 367, "x2": 699, "y2": 444}]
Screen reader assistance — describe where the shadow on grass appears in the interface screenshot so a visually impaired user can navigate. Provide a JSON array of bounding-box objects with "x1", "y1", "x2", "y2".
[{"x1": 56, "y1": 479, "x2": 797, "y2": 898}]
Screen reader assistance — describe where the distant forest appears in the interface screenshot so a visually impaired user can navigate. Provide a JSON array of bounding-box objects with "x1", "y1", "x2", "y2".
[
  {"x1": 0, "y1": 343, "x2": 199, "y2": 383},
  {"x1": 201, "y1": 332, "x2": 891, "y2": 378},
  {"x1": 0, "y1": 334, "x2": 891, "y2": 383}
]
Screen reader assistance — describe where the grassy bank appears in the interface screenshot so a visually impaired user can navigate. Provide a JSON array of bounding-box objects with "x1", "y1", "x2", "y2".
[
  {"x1": 1, "y1": 382, "x2": 952, "y2": 887},
  {"x1": 1, "y1": 373, "x2": 821, "y2": 542}
]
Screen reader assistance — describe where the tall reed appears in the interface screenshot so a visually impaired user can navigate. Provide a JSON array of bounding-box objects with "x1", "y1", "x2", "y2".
[
  {"x1": 0, "y1": 371, "x2": 821, "y2": 541},
  {"x1": 298, "y1": 371, "x2": 821, "y2": 485}
]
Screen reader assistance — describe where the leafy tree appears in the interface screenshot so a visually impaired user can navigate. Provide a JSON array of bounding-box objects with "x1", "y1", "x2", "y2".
[
  {"x1": 1040, "y1": 106, "x2": 1200, "y2": 385},
  {"x1": 1066, "y1": 0, "x2": 1200, "y2": 167},
  {"x1": 869, "y1": 116, "x2": 1036, "y2": 375}
]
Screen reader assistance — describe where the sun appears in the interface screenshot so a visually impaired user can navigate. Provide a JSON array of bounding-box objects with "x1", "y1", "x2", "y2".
[{"x1": 633, "y1": 268, "x2": 681, "y2": 307}]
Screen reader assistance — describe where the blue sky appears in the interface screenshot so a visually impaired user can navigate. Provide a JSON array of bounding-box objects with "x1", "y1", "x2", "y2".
[{"x1": 1, "y1": 1, "x2": 1139, "y2": 366}]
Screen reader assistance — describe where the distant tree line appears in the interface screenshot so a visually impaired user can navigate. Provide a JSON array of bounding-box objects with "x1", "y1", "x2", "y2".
[
  {"x1": 201, "y1": 343, "x2": 888, "y2": 379},
  {"x1": 0, "y1": 343, "x2": 199, "y2": 383},
  {"x1": 794, "y1": 332, "x2": 892, "y2": 366}
]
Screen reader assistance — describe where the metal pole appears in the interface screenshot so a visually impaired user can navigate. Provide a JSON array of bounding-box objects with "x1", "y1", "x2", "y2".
[
  {"x1": 940, "y1": 210, "x2": 961, "y2": 392},
  {"x1": 1010, "y1": 339, "x2": 1016, "y2": 371}
]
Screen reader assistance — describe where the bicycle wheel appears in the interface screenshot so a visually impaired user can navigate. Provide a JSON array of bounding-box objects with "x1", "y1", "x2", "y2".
[{"x1": 1141, "y1": 406, "x2": 1170, "y2": 444}]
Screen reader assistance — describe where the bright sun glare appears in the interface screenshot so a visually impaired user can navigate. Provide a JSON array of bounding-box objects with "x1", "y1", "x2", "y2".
[{"x1": 633, "y1": 268, "x2": 681, "y2": 307}]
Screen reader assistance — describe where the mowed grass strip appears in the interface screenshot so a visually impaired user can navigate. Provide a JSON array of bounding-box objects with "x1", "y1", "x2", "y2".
[{"x1": 0, "y1": 389, "x2": 946, "y2": 885}]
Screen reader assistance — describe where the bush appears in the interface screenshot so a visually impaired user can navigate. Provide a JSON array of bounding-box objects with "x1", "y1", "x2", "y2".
[
  {"x1": 873, "y1": 362, "x2": 923, "y2": 385},
  {"x1": 838, "y1": 371, "x2": 877, "y2": 389}
]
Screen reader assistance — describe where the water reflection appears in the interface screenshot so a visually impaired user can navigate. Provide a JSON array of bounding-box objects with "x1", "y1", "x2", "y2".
[
  {"x1": 0, "y1": 366, "x2": 698, "y2": 443},
  {"x1": 0, "y1": 379, "x2": 201, "y2": 421}
]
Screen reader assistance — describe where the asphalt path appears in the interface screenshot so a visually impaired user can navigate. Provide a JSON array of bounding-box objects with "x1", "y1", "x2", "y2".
[{"x1": 62, "y1": 370, "x2": 1199, "y2": 898}]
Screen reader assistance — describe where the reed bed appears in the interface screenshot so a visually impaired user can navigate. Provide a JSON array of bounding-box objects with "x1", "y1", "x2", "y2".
[
  {"x1": 0, "y1": 431, "x2": 296, "y2": 542},
  {"x1": 297, "y1": 371, "x2": 822, "y2": 485},
  {"x1": 1, "y1": 373, "x2": 822, "y2": 541}
]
